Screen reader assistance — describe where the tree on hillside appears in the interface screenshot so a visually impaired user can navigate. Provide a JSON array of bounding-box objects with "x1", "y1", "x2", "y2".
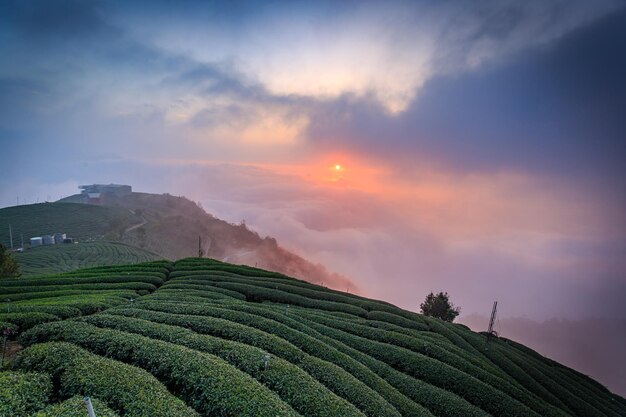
[
  {"x1": 420, "y1": 291, "x2": 460, "y2": 322},
  {"x1": 0, "y1": 244, "x2": 20, "y2": 278}
]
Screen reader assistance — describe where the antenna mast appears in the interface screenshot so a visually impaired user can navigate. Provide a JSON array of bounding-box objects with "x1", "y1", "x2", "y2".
[{"x1": 487, "y1": 301, "x2": 498, "y2": 339}]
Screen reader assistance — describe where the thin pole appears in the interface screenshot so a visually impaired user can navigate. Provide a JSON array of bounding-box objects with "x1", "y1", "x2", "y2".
[
  {"x1": 9, "y1": 224, "x2": 13, "y2": 249},
  {"x1": 84, "y1": 397, "x2": 97, "y2": 417},
  {"x1": 487, "y1": 301, "x2": 498, "y2": 341},
  {"x1": 1, "y1": 335, "x2": 7, "y2": 367}
]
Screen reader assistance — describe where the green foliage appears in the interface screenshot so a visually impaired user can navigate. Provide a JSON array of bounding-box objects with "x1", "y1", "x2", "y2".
[
  {"x1": 420, "y1": 292, "x2": 460, "y2": 322},
  {"x1": 19, "y1": 322, "x2": 300, "y2": 417},
  {"x1": 1, "y1": 258, "x2": 624, "y2": 417},
  {"x1": 14, "y1": 342, "x2": 198, "y2": 416},
  {"x1": 0, "y1": 282, "x2": 156, "y2": 296},
  {"x1": 106, "y1": 306, "x2": 399, "y2": 417},
  {"x1": 294, "y1": 309, "x2": 569, "y2": 417},
  {"x1": 0, "y1": 244, "x2": 20, "y2": 278},
  {"x1": 0, "y1": 203, "x2": 136, "y2": 247},
  {"x1": 206, "y1": 300, "x2": 481, "y2": 417},
  {"x1": 14, "y1": 242, "x2": 163, "y2": 277},
  {"x1": 0, "y1": 274, "x2": 164, "y2": 287},
  {"x1": 80, "y1": 313, "x2": 368, "y2": 417},
  {"x1": 33, "y1": 396, "x2": 118, "y2": 417},
  {"x1": 0, "y1": 371, "x2": 51, "y2": 417},
  {"x1": 205, "y1": 280, "x2": 369, "y2": 316},
  {"x1": 0, "y1": 312, "x2": 60, "y2": 331},
  {"x1": 132, "y1": 300, "x2": 438, "y2": 417}
]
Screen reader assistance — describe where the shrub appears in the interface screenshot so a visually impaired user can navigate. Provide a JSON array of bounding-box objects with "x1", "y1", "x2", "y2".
[
  {"x1": 132, "y1": 301, "x2": 440, "y2": 417},
  {"x1": 159, "y1": 283, "x2": 246, "y2": 300},
  {"x1": 3, "y1": 305, "x2": 82, "y2": 319},
  {"x1": 209, "y1": 302, "x2": 487, "y2": 417},
  {"x1": 0, "y1": 289, "x2": 138, "y2": 302},
  {"x1": 201, "y1": 281, "x2": 368, "y2": 316},
  {"x1": 291, "y1": 313, "x2": 540, "y2": 417},
  {"x1": 367, "y1": 311, "x2": 430, "y2": 331},
  {"x1": 15, "y1": 342, "x2": 196, "y2": 416},
  {"x1": 1, "y1": 312, "x2": 60, "y2": 331},
  {"x1": 108, "y1": 307, "x2": 397, "y2": 417},
  {"x1": 0, "y1": 371, "x2": 51, "y2": 417},
  {"x1": 33, "y1": 396, "x2": 118, "y2": 417},
  {"x1": 0, "y1": 282, "x2": 156, "y2": 295},
  {"x1": 82, "y1": 313, "x2": 369, "y2": 417},
  {"x1": 0, "y1": 275, "x2": 164, "y2": 287},
  {"x1": 20, "y1": 322, "x2": 300, "y2": 417},
  {"x1": 295, "y1": 310, "x2": 569, "y2": 417}
]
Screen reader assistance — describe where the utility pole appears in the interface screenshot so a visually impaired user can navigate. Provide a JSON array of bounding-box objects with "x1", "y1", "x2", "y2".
[
  {"x1": 8, "y1": 224, "x2": 13, "y2": 249},
  {"x1": 487, "y1": 301, "x2": 498, "y2": 341},
  {"x1": 198, "y1": 236, "x2": 203, "y2": 258}
]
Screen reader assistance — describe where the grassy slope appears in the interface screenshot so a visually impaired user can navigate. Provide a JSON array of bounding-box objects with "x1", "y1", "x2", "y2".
[
  {"x1": 2, "y1": 259, "x2": 624, "y2": 417},
  {"x1": 0, "y1": 202, "x2": 139, "y2": 247},
  {"x1": 0, "y1": 202, "x2": 162, "y2": 276},
  {"x1": 14, "y1": 242, "x2": 163, "y2": 276}
]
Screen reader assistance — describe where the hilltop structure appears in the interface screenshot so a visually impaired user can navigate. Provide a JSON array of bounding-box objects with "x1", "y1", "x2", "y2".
[{"x1": 79, "y1": 184, "x2": 132, "y2": 204}]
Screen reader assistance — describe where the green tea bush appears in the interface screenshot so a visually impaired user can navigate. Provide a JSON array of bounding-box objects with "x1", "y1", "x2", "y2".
[
  {"x1": 366, "y1": 311, "x2": 430, "y2": 331},
  {"x1": 203, "y1": 281, "x2": 368, "y2": 316},
  {"x1": 141, "y1": 290, "x2": 234, "y2": 302},
  {"x1": 15, "y1": 342, "x2": 196, "y2": 417},
  {"x1": 0, "y1": 275, "x2": 164, "y2": 287},
  {"x1": 108, "y1": 307, "x2": 398, "y2": 417},
  {"x1": 0, "y1": 371, "x2": 51, "y2": 417},
  {"x1": 33, "y1": 396, "x2": 118, "y2": 417},
  {"x1": 292, "y1": 313, "x2": 540, "y2": 417},
  {"x1": 4, "y1": 305, "x2": 82, "y2": 319},
  {"x1": 0, "y1": 289, "x2": 138, "y2": 302},
  {"x1": 0, "y1": 282, "x2": 156, "y2": 295},
  {"x1": 210, "y1": 302, "x2": 487, "y2": 417},
  {"x1": 20, "y1": 322, "x2": 300, "y2": 417},
  {"x1": 0, "y1": 321, "x2": 17, "y2": 333},
  {"x1": 133, "y1": 301, "x2": 442, "y2": 417},
  {"x1": 1, "y1": 312, "x2": 60, "y2": 331},
  {"x1": 296, "y1": 310, "x2": 569, "y2": 417},
  {"x1": 494, "y1": 341, "x2": 620, "y2": 417},
  {"x1": 159, "y1": 283, "x2": 246, "y2": 299},
  {"x1": 82, "y1": 313, "x2": 369, "y2": 417},
  {"x1": 170, "y1": 272, "x2": 399, "y2": 314}
]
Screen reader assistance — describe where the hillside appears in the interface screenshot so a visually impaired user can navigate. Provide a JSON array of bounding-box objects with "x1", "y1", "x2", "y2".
[
  {"x1": 1, "y1": 258, "x2": 624, "y2": 417},
  {"x1": 1, "y1": 193, "x2": 355, "y2": 290},
  {"x1": 14, "y1": 242, "x2": 163, "y2": 276}
]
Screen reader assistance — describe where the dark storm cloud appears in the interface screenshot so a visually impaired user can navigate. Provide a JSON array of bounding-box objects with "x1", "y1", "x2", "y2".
[
  {"x1": 0, "y1": 0, "x2": 108, "y2": 42},
  {"x1": 306, "y1": 7, "x2": 626, "y2": 181}
]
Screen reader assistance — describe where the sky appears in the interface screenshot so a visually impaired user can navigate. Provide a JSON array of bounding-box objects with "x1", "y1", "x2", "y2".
[{"x1": 1, "y1": 0, "x2": 626, "y2": 324}]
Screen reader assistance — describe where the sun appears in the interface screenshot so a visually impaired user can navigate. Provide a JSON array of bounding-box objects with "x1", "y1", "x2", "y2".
[{"x1": 334, "y1": 164, "x2": 342, "y2": 171}]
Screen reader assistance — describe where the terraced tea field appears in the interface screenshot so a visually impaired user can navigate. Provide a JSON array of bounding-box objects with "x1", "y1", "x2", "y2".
[
  {"x1": 14, "y1": 242, "x2": 163, "y2": 276},
  {"x1": 0, "y1": 202, "x2": 139, "y2": 247},
  {"x1": 2, "y1": 259, "x2": 625, "y2": 416}
]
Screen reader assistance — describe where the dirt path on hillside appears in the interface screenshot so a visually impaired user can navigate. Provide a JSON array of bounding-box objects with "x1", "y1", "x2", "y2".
[{"x1": 125, "y1": 214, "x2": 148, "y2": 233}]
